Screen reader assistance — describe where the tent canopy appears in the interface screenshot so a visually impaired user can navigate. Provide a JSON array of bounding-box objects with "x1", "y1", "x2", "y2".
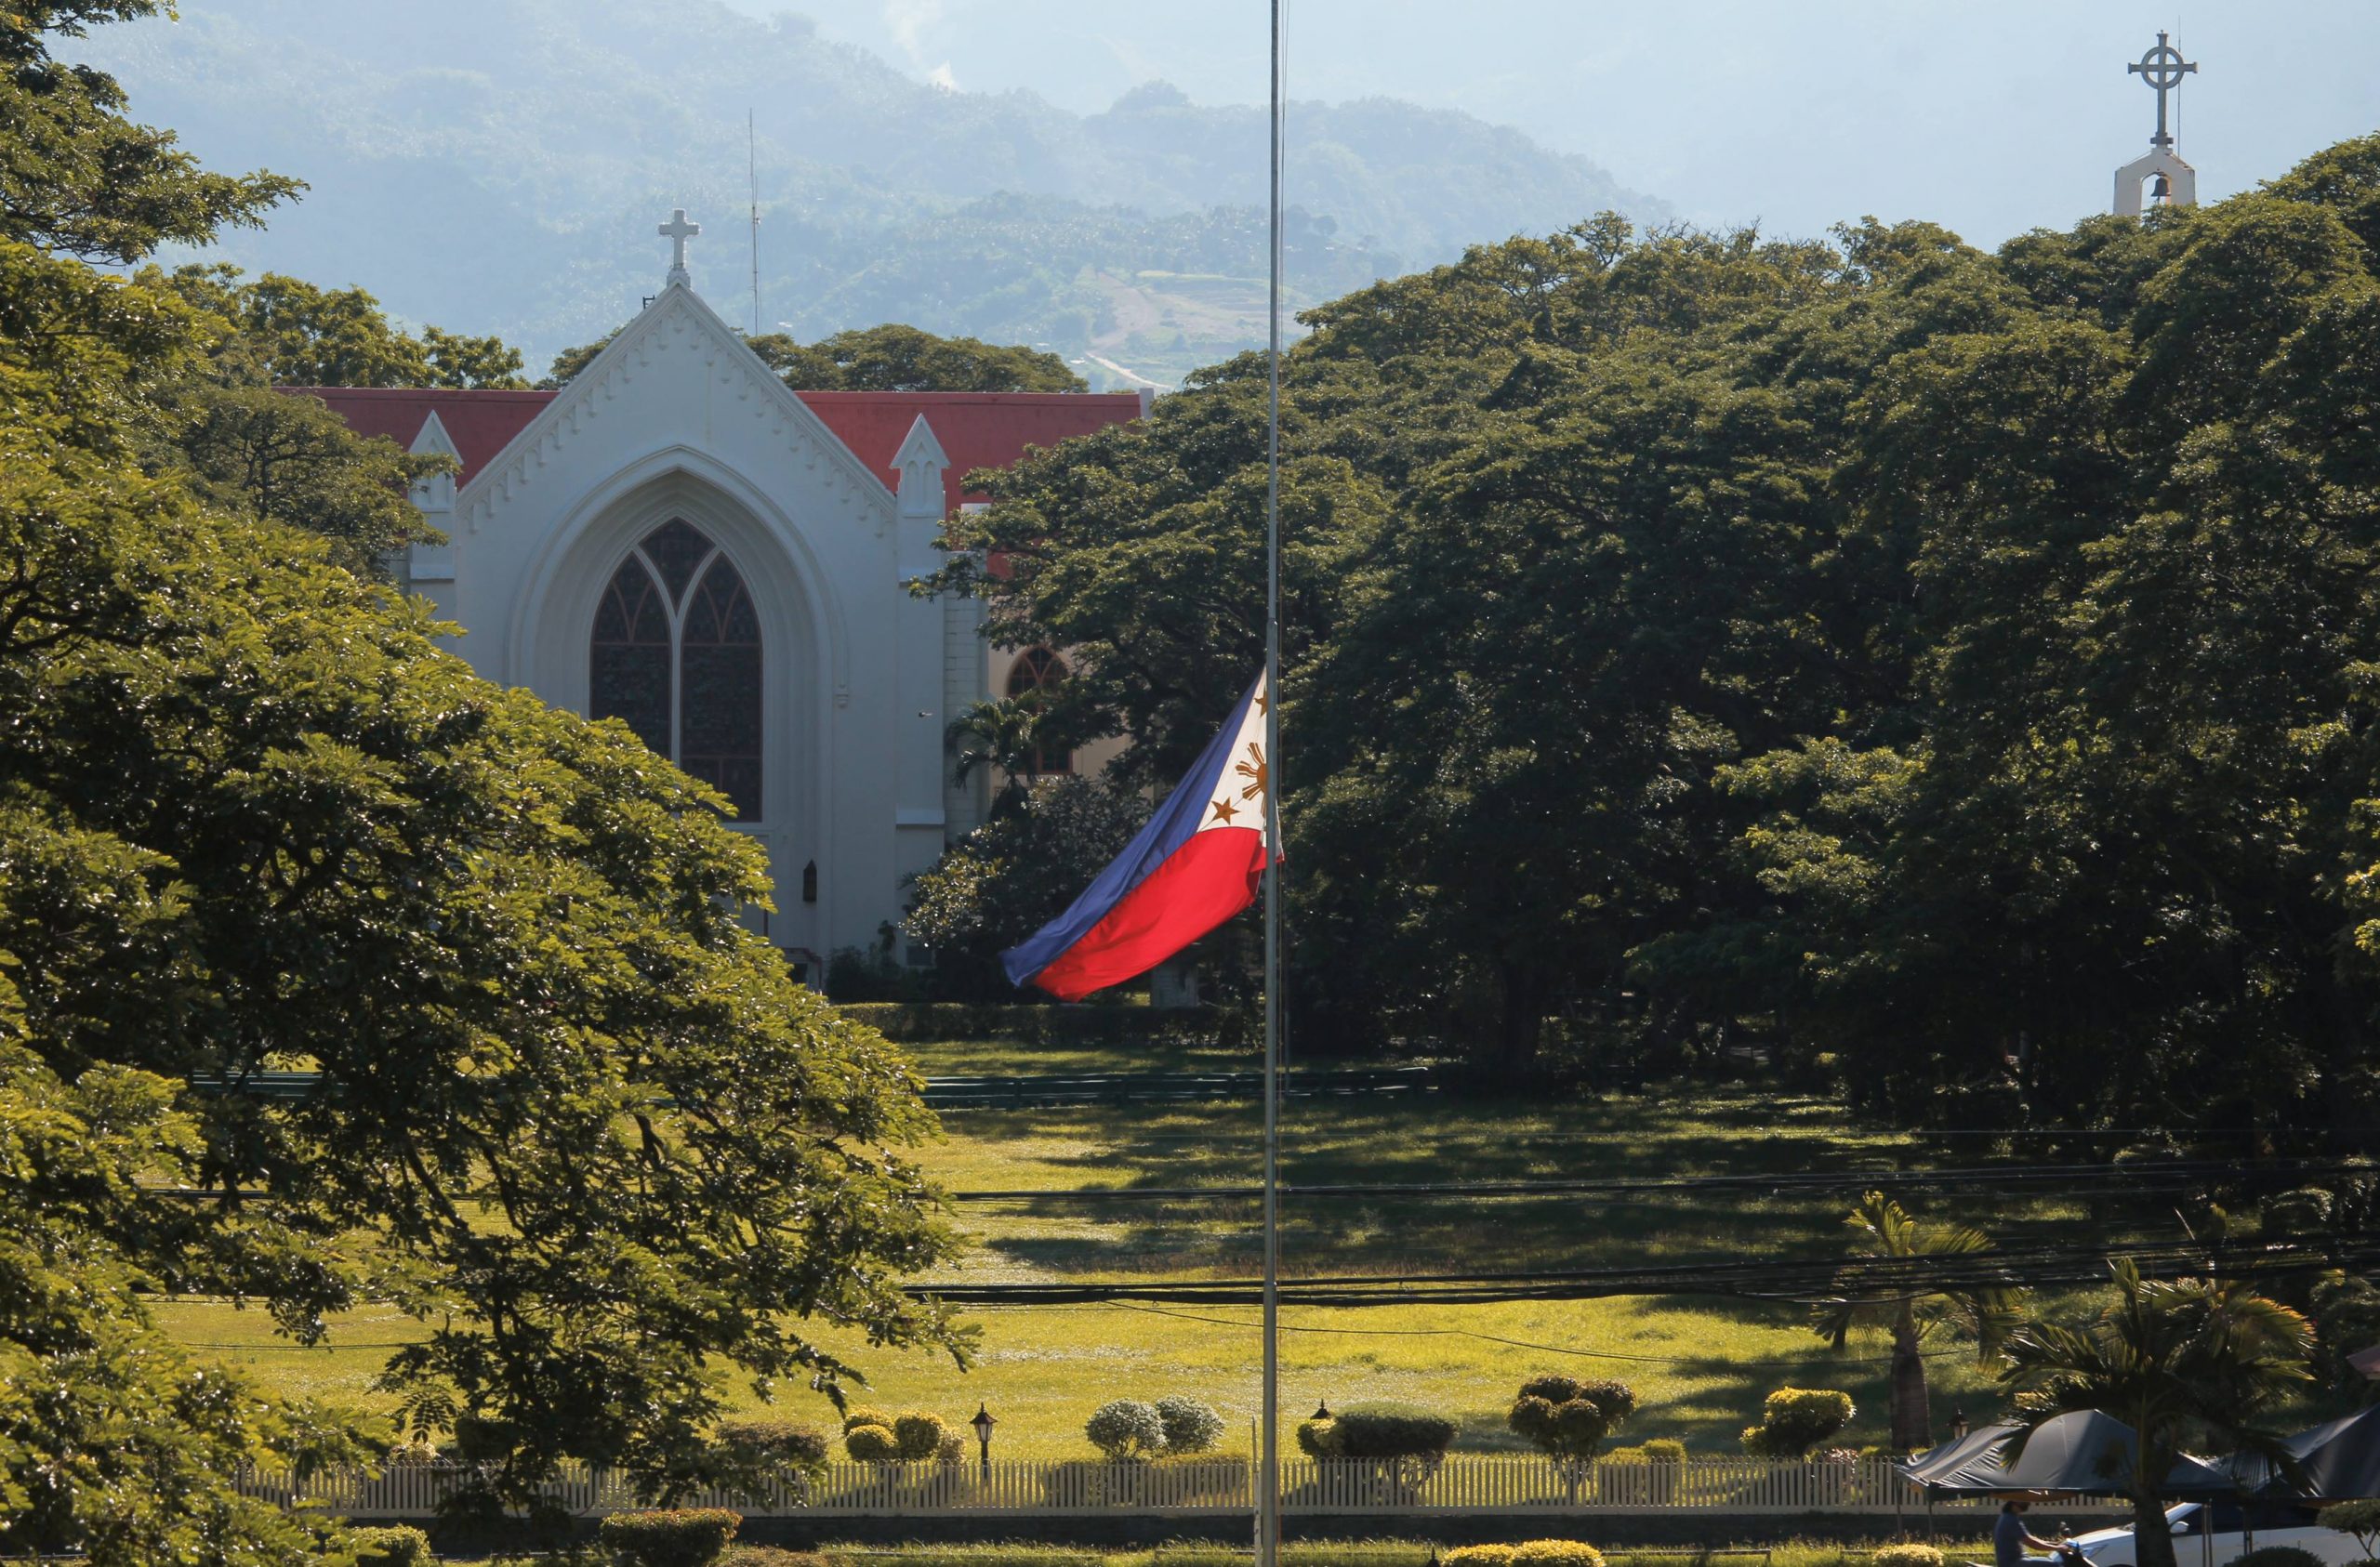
[
  {"x1": 2230, "y1": 1403, "x2": 2380, "y2": 1501},
  {"x1": 1899, "y1": 1411, "x2": 2236, "y2": 1498}
]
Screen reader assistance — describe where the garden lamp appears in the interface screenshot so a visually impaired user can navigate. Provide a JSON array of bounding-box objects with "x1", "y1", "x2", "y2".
[
  {"x1": 1948, "y1": 1408, "x2": 1968, "y2": 1442},
  {"x1": 971, "y1": 1402, "x2": 997, "y2": 1479},
  {"x1": 1313, "y1": 1401, "x2": 1331, "y2": 1420}
]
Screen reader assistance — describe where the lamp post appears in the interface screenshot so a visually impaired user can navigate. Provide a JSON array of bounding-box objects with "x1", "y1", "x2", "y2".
[
  {"x1": 1948, "y1": 1408, "x2": 1968, "y2": 1443},
  {"x1": 971, "y1": 1403, "x2": 997, "y2": 1481}
]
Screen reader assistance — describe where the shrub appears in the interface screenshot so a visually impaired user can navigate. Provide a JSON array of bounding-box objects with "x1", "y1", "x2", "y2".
[
  {"x1": 1085, "y1": 1398, "x2": 1168, "y2": 1460},
  {"x1": 2235, "y1": 1550, "x2": 2326, "y2": 1567},
  {"x1": 1329, "y1": 1403, "x2": 1457, "y2": 1459},
  {"x1": 840, "y1": 1405, "x2": 893, "y2": 1434},
  {"x1": 843, "y1": 1422, "x2": 900, "y2": 1463},
  {"x1": 1512, "y1": 1543, "x2": 1605, "y2": 1567},
  {"x1": 1873, "y1": 1547, "x2": 1946, "y2": 1567},
  {"x1": 347, "y1": 1526, "x2": 431, "y2": 1567},
  {"x1": 720, "y1": 1551, "x2": 828, "y2": 1567},
  {"x1": 1446, "y1": 1548, "x2": 1517, "y2": 1567},
  {"x1": 2324, "y1": 1500, "x2": 2380, "y2": 1558},
  {"x1": 1641, "y1": 1438, "x2": 1686, "y2": 1462},
  {"x1": 712, "y1": 1418, "x2": 830, "y2": 1473},
  {"x1": 892, "y1": 1411, "x2": 946, "y2": 1463},
  {"x1": 1740, "y1": 1388, "x2": 1856, "y2": 1457},
  {"x1": 1508, "y1": 1376, "x2": 1637, "y2": 1463},
  {"x1": 1295, "y1": 1416, "x2": 1342, "y2": 1458},
  {"x1": 597, "y1": 1508, "x2": 743, "y2": 1567},
  {"x1": 936, "y1": 1430, "x2": 968, "y2": 1466},
  {"x1": 1156, "y1": 1394, "x2": 1226, "y2": 1455}
]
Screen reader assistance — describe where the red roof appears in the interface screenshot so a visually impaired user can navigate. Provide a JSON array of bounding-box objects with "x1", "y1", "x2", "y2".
[
  {"x1": 294, "y1": 387, "x2": 556, "y2": 486},
  {"x1": 796, "y1": 391, "x2": 1144, "y2": 516},
  {"x1": 292, "y1": 386, "x2": 1140, "y2": 514}
]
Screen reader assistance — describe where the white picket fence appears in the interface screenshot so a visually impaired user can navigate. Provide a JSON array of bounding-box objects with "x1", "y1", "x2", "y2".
[{"x1": 235, "y1": 1455, "x2": 2115, "y2": 1521}]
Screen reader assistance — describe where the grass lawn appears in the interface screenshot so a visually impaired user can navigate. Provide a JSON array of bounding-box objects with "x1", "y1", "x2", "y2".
[{"x1": 154, "y1": 1041, "x2": 2152, "y2": 1460}]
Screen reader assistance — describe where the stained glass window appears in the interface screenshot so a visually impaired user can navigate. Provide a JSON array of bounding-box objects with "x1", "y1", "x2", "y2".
[
  {"x1": 589, "y1": 555, "x2": 671, "y2": 759},
  {"x1": 1005, "y1": 647, "x2": 1071, "y2": 775},
  {"x1": 679, "y1": 556, "x2": 762, "y2": 818},
  {"x1": 641, "y1": 518, "x2": 713, "y2": 604},
  {"x1": 588, "y1": 522, "x2": 763, "y2": 820}
]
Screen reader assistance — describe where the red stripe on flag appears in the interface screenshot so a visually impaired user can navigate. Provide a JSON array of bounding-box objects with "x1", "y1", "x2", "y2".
[{"x1": 1025, "y1": 827, "x2": 1269, "y2": 1002}]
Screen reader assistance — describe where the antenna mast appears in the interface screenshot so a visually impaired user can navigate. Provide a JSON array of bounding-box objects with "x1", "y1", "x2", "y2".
[{"x1": 747, "y1": 109, "x2": 761, "y2": 336}]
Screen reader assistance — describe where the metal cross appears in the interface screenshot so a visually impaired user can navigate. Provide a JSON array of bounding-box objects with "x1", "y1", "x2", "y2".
[
  {"x1": 658, "y1": 208, "x2": 700, "y2": 283},
  {"x1": 2128, "y1": 31, "x2": 2197, "y2": 150}
]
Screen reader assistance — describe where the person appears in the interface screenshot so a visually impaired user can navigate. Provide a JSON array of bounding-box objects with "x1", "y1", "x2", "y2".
[{"x1": 1996, "y1": 1498, "x2": 2082, "y2": 1567}]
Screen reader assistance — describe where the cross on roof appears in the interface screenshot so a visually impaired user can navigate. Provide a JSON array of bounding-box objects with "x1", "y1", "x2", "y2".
[
  {"x1": 659, "y1": 207, "x2": 700, "y2": 285},
  {"x1": 2128, "y1": 31, "x2": 2197, "y2": 150}
]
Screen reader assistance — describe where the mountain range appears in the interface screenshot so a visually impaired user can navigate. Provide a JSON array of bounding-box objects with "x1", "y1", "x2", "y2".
[{"x1": 86, "y1": 0, "x2": 1669, "y2": 387}]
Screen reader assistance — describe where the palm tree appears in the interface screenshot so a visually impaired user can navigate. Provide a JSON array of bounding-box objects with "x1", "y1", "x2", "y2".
[
  {"x1": 1999, "y1": 1260, "x2": 2314, "y2": 1567},
  {"x1": 1812, "y1": 1190, "x2": 2024, "y2": 1452}
]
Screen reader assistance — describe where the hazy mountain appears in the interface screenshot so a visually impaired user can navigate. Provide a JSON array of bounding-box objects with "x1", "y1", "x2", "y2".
[{"x1": 85, "y1": 0, "x2": 1668, "y2": 387}]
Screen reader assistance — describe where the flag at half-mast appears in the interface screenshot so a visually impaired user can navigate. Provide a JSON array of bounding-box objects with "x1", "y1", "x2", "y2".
[{"x1": 1002, "y1": 672, "x2": 1276, "y2": 1001}]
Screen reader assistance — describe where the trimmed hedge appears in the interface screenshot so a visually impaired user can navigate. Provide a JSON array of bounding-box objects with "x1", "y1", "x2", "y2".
[
  {"x1": 1741, "y1": 1388, "x2": 1855, "y2": 1457},
  {"x1": 892, "y1": 1411, "x2": 947, "y2": 1463},
  {"x1": 1331, "y1": 1404, "x2": 1458, "y2": 1459},
  {"x1": 347, "y1": 1525, "x2": 430, "y2": 1566},
  {"x1": 1872, "y1": 1547, "x2": 1945, "y2": 1567},
  {"x1": 845, "y1": 1423, "x2": 900, "y2": 1463},
  {"x1": 834, "y1": 1001, "x2": 1242, "y2": 1046},
  {"x1": 720, "y1": 1550, "x2": 827, "y2": 1567},
  {"x1": 1514, "y1": 1545, "x2": 1606, "y2": 1567},
  {"x1": 713, "y1": 1417, "x2": 829, "y2": 1471},
  {"x1": 1448, "y1": 1545, "x2": 1605, "y2": 1567},
  {"x1": 597, "y1": 1508, "x2": 742, "y2": 1567},
  {"x1": 2233, "y1": 1550, "x2": 2324, "y2": 1567}
]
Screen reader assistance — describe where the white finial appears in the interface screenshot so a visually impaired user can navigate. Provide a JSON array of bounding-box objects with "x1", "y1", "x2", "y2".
[{"x1": 659, "y1": 207, "x2": 700, "y2": 287}]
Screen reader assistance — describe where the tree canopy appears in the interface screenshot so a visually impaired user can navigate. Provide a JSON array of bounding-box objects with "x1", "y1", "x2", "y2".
[
  {"x1": 545, "y1": 322, "x2": 1086, "y2": 393},
  {"x1": 0, "y1": 8, "x2": 960, "y2": 1559},
  {"x1": 941, "y1": 138, "x2": 2380, "y2": 1146}
]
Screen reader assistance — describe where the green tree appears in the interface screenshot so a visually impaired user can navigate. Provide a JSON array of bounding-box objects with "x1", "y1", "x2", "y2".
[
  {"x1": 2001, "y1": 1262, "x2": 2313, "y2": 1567},
  {"x1": 548, "y1": 323, "x2": 1082, "y2": 392},
  {"x1": 1811, "y1": 1192, "x2": 2022, "y2": 1452},
  {"x1": 0, "y1": 6, "x2": 966, "y2": 1551},
  {"x1": 0, "y1": 2, "x2": 297, "y2": 262},
  {"x1": 906, "y1": 774, "x2": 1142, "y2": 998}
]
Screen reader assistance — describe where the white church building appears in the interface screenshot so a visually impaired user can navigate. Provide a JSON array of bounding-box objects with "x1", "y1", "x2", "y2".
[{"x1": 307, "y1": 230, "x2": 1142, "y2": 981}]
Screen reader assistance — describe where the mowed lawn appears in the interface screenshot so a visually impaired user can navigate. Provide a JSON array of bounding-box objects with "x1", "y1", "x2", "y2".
[{"x1": 153, "y1": 1036, "x2": 2144, "y2": 1459}]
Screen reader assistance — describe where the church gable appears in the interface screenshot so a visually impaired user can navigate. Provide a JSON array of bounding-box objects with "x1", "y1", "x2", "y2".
[{"x1": 455, "y1": 283, "x2": 893, "y2": 536}]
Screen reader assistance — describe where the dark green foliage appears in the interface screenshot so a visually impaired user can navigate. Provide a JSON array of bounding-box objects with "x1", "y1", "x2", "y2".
[
  {"x1": 951, "y1": 119, "x2": 2380, "y2": 1140},
  {"x1": 2232, "y1": 1551, "x2": 2323, "y2": 1567},
  {"x1": 596, "y1": 1509, "x2": 742, "y2": 1567},
  {"x1": 844, "y1": 1423, "x2": 900, "y2": 1463},
  {"x1": 0, "y1": 2, "x2": 298, "y2": 264},
  {"x1": 892, "y1": 1410, "x2": 947, "y2": 1463},
  {"x1": 0, "y1": 7, "x2": 960, "y2": 1554},
  {"x1": 347, "y1": 1526, "x2": 431, "y2": 1566},
  {"x1": 549, "y1": 324, "x2": 1081, "y2": 394},
  {"x1": 1327, "y1": 1403, "x2": 1459, "y2": 1459},
  {"x1": 708, "y1": 1417, "x2": 830, "y2": 1494},
  {"x1": 1508, "y1": 1376, "x2": 1638, "y2": 1464},
  {"x1": 1740, "y1": 1389, "x2": 1856, "y2": 1458},
  {"x1": 905, "y1": 775, "x2": 1144, "y2": 998}
]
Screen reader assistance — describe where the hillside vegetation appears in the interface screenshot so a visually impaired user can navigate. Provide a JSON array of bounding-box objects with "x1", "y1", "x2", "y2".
[{"x1": 82, "y1": 0, "x2": 1665, "y2": 383}]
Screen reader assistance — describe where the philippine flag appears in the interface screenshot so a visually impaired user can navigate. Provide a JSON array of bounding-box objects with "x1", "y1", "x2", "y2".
[{"x1": 1002, "y1": 673, "x2": 1276, "y2": 1001}]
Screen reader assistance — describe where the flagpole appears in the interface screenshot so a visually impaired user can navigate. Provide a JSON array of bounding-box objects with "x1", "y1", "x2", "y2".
[{"x1": 1259, "y1": 1, "x2": 1284, "y2": 1565}]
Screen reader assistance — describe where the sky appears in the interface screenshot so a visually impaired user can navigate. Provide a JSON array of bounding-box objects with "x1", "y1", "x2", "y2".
[{"x1": 723, "y1": 0, "x2": 2377, "y2": 248}]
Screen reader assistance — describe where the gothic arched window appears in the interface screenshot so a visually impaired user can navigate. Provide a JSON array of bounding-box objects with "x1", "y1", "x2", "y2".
[
  {"x1": 590, "y1": 520, "x2": 762, "y2": 818},
  {"x1": 1005, "y1": 647, "x2": 1071, "y2": 776}
]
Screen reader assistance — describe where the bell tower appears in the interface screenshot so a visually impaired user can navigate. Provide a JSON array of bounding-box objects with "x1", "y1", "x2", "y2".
[{"x1": 2115, "y1": 31, "x2": 2199, "y2": 217}]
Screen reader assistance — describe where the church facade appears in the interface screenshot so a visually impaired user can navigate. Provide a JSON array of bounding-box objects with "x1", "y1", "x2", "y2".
[{"x1": 308, "y1": 265, "x2": 1141, "y2": 980}]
